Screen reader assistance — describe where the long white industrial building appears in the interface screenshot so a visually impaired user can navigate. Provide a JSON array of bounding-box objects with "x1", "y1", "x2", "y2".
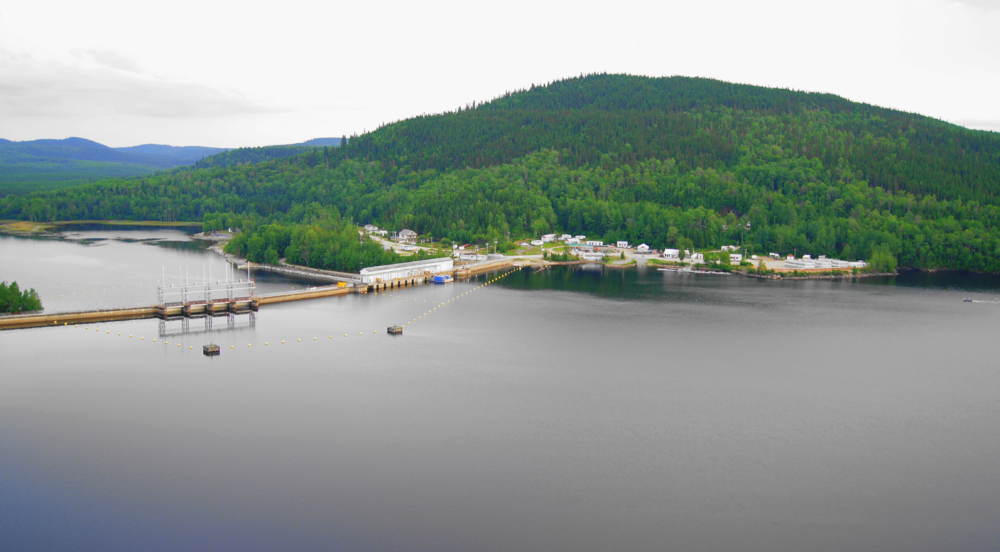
[{"x1": 359, "y1": 257, "x2": 454, "y2": 284}]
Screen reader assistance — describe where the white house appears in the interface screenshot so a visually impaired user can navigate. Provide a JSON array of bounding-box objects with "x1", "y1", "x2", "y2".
[
  {"x1": 530, "y1": 239, "x2": 544, "y2": 246},
  {"x1": 574, "y1": 235, "x2": 586, "y2": 240},
  {"x1": 363, "y1": 224, "x2": 379, "y2": 233},
  {"x1": 636, "y1": 243, "x2": 650, "y2": 253},
  {"x1": 565, "y1": 238, "x2": 580, "y2": 245},
  {"x1": 662, "y1": 248, "x2": 680, "y2": 260},
  {"x1": 540, "y1": 234, "x2": 556, "y2": 243},
  {"x1": 580, "y1": 252, "x2": 605, "y2": 261},
  {"x1": 616, "y1": 241, "x2": 630, "y2": 249},
  {"x1": 689, "y1": 252, "x2": 705, "y2": 263},
  {"x1": 397, "y1": 229, "x2": 418, "y2": 244},
  {"x1": 559, "y1": 234, "x2": 572, "y2": 241},
  {"x1": 360, "y1": 257, "x2": 454, "y2": 284},
  {"x1": 729, "y1": 253, "x2": 743, "y2": 264},
  {"x1": 721, "y1": 245, "x2": 738, "y2": 252},
  {"x1": 586, "y1": 240, "x2": 604, "y2": 247}
]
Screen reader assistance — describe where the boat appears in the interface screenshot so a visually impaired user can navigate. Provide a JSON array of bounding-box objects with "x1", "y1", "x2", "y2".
[
  {"x1": 432, "y1": 275, "x2": 454, "y2": 284},
  {"x1": 963, "y1": 298, "x2": 974, "y2": 303},
  {"x1": 387, "y1": 325, "x2": 403, "y2": 335},
  {"x1": 202, "y1": 343, "x2": 221, "y2": 356}
]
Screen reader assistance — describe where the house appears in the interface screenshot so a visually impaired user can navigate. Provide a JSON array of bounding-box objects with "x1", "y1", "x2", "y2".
[
  {"x1": 662, "y1": 248, "x2": 680, "y2": 260},
  {"x1": 580, "y1": 252, "x2": 605, "y2": 262},
  {"x1": 586, "y1": 240, "x2": 604, "y2": 247},
  {"x1": 721, "y1": 245, "x2": 738, "y2": 252},
  {"x1": 541, "y1": 234, "x2": 556, "y2": 243},
  {"x1": 616, "y1": 241, "x2": 630, "y2": 249},
  {"x1": 363, "y1": 224, "x2": 379, "y2": 233},
  {"x1": 397, "y1": 229, "x2": 418, "y2": 244},
  {"x1": 729, "y1": 253, "x2": 743, "y2": 264},
  {"x1": 565, "y1": 238, "x2": 580, "y2": 245},
  {"x1": 689, "y1": 252, "x2": 705, "y2": 263},
  {"x1": 574, "y1": 235, "x2": 586, "y2": 240},
  {"x1": 559, "y1": 234, "x2": 572, "y2": 241},
  {"x1": 636, "y1": 243, "x2": 650, "y2": 253},
  {"x1": 530, "y1": 239, "x2": 544, "y2": 246}
]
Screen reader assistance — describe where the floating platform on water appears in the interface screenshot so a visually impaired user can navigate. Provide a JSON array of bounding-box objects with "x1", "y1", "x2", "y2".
[
  {"x1": 202, "y1": 343, "x2": 221, "y2": 356},
  {"x1": 387, "y1": 325, "x2": 403, "y2": 335}
]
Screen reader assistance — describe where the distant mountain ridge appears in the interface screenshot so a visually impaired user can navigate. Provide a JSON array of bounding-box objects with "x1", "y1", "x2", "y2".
[
  {"x1": 0, "y1": 136, "x2": 341, "y2": 194},
  {"x1": 0, "y1": 137, "x2": 225, "y2": 167}
]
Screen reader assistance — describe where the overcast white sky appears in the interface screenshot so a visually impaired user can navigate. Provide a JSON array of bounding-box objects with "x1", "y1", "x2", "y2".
[{"x1": 1, "y1": 0, "x2": 997, "y2": 147}]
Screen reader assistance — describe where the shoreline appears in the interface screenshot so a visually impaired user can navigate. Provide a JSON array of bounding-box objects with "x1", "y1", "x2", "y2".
[{"x1": 3, "y1": 219, "x2": 988, "y2": 281}]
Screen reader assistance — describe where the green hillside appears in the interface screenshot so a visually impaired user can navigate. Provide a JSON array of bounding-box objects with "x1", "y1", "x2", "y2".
[
  {"x1": 193, "y1": 138, "x2": 343, "y2": 168},
  {"x1": 3, "y1": 74, "x2": 1000, "y2": 272}
]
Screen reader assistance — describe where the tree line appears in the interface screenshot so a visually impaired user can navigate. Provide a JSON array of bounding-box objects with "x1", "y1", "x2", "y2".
[{"x1": 0, "y1": 281, "x2": 42, "y2": 314}]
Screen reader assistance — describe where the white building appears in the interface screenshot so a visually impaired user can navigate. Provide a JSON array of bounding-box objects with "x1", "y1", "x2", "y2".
[
  {"x1": 616, "y1": 241, "x2": 630, "y2": 249},
  {"x1": 662, "y1": 248, "x2": 680, "y2": 260},
  {"x1": 689, "y1": 252, "x2": 705, "y2": 263},
  {"x1": 363, "y1": 224, "x2": 379, "y2": 233},
  {"x1": 360, "y1": 257, "x2": 454, "y2": 284},
  {"x1": 586, "y1": 240, "x2": 604, "y2": 246},
  {"x1": 397, "y1": 229, "x2": 418, "y2": 244},
  {"x1": 721, "y1": 245, "x2": 739, "y2": 252},
  {"x1": 541, "y1": 234, "x2": 556, "y2": 243},
  {"x1": 559, "y1": 234, "x2": 572, "y2": 241},
  {"x1": 729, "y1": 253, "x2": 743, "y2": 264},
  {"x1": 565, "y1": 238, "x2": 580, "y2": 245},
  {"x1": 530, "y1": 239, "x2": 544, "y2": 246},
  {"x1": 574, "y1": 235, "x2": 586, "y2": 240},
  {"x1": 636, "y1": 243, "x2": 650, "y2": 253},
  {"x1": 580, "y1": 252, "x2": 605, "y2": 261}
]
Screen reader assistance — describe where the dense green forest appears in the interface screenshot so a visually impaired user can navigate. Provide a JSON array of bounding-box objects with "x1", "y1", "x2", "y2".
[
  {"x1": 221, "y1": 208, "x2": 435, "y2": 272},
  {"x1": 2, "y1": 74, "x2": 999, "y2": 272},
  {"x1": 0, "y1": 281, "x2": 42, "y2": 313}
]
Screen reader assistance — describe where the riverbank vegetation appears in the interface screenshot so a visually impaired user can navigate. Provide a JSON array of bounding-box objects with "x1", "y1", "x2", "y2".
[
  {"x1": 1, "y1": 74, "x2": 996, "y2": 273},
  {"x1": 0, "y1": 281, "x2": 42, "y2": 313},
  {"x1": 222, "y1": 209, "x2": 436, "y2": 273}
]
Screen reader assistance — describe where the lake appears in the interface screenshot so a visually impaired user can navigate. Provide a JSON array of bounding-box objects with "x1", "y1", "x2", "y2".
[{"x1": 2, "y1": 229, "x2": 1000, "y2": 551}]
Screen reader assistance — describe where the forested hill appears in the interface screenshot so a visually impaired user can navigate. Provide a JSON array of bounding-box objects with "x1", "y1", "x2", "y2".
[
  {"x1": 3, "y1": 74, "x2": 1000, "y2": 272},
  {"x1": 336, "y1": 75, "x2": 1000, "y2": 202},
  {"x1": 193, "y1": 137, "x2": 343, "y2": 168}
]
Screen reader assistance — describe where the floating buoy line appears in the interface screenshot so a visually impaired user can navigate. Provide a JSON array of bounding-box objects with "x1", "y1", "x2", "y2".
[{"x1": 56, "y1": 267, "x2": 523, "y2": 355}]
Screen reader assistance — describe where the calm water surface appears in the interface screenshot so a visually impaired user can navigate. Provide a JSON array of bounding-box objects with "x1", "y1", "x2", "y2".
[{"x1": 2, "y1": 231, "x2": 1000, "y2": 551}]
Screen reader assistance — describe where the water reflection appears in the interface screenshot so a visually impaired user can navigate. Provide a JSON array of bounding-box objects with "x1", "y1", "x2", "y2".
[{"x1": 157, "y1": 312, "x2": 256, "y2": 337}]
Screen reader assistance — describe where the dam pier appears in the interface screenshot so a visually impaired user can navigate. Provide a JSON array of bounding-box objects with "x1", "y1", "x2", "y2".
[{"x1": 0, "y1": 257, "x2": 521, "y2": 330}]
